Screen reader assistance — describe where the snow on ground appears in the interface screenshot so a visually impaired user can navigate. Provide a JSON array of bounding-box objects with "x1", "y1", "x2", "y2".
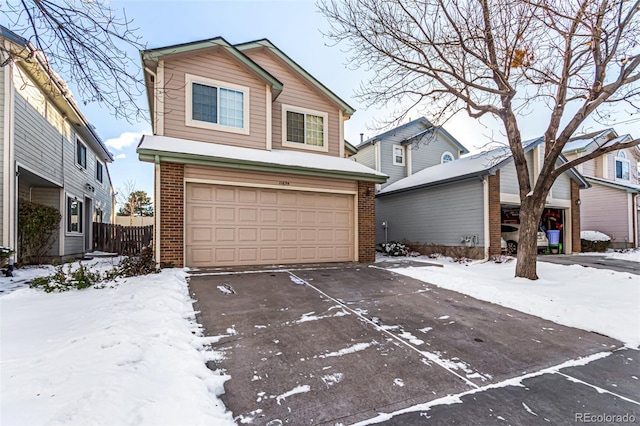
[
  {"x1": 580, "y1": 230, "x2": 611, "y2": 241},
  {"x1": 379, "y1": 255, "x2": 640, "y2": 348},
  {"x1": 579, "y1": 248, "x2": 640, "y2": 262},
  {"x1": 0, "y1": 259, "x2": 234, "y2": 426}
]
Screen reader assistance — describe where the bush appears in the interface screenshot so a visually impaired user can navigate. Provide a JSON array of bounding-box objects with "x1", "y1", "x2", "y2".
[
  {"x1": 0, "y1": 246, "x2": 13, "y2": 266},
  {"x1": 118, "y1": 244, "x2": 159, "y2": 277},
  {"x1": 379, "y1": 241, "x2": 409, "y2": 256},
  {"x1": 29, "y1": 263, "x2": 102, "y2": 293},
  {"x1": 407, "y1": 243, "x2": 484, "y2": 261},
  {"x1": 581, "y1": 239, "x2": 612, "y2": 253},
  {"x1": 18, "y1": 200, "x2": 61, "y2": 264}
]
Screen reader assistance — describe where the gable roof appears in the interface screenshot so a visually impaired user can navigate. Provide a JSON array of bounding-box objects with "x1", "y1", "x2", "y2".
[
  {"x1": 356, "y1": 117, "x2": 469, "y2": 154},
  {"x1": 357, "y1": 117, "x2": 432, "y2": 148},
  {"x1": 586, "y1": 176, "x2": 640, "y2": 193},
  {"x1": 137, "y1": 134, "x2": 387, "y2": 183},
  {"x1": 562, "y1": 128, "x2": 627, "y2": 153},
  {"x1": 0, "y1": 26, "x2": 113, "y2": 162},
  {"x1": 140, "y1": 36, "x2": 355, "y2": 125},
  {"x1": 378, "y1": 137, "x2": 588, "y2": 196},
  {"x1": 235, "y1": 39, "x2": 355, "y2": 117}
]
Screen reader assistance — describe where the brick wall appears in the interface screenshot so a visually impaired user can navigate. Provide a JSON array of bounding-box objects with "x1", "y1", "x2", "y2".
[
  {"x1": 358, "y1": 181, "x2": 376, "y2": 262},
  {"x1": 159, "y1": 162, "x2": 184, "y2": 267},
  {"x1": 571, "y1": 180, "x2": 581, "y2": 253},
  {"x1": 488, "y1": 171, "x2": 502, "y2": 256}
]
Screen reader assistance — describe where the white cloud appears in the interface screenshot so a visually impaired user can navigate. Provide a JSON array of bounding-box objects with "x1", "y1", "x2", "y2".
[
  {"x1": 115, "y1": 153, "x2": 126, "y2": 159},
  {"x1": 105, "y1": 131, "x2": 149, "y2": 151}
]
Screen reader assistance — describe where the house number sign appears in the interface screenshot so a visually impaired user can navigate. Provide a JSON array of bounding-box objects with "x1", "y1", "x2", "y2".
[{"x1": 278, "y1": 181, "x2": 290, "y2": 186}]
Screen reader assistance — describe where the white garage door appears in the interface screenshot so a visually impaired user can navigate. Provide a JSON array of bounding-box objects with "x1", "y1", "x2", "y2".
[{"x1": 185, "y1": 183, "x2": 355, "y2": 267}]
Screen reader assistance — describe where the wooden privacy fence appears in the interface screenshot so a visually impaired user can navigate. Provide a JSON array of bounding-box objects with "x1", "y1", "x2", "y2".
[{"x1": 93, "y1": 223, "x2": 153, "y2": 256}]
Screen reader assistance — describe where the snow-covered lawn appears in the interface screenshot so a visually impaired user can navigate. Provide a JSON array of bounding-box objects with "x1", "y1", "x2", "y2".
[
  {"x1": 1, "y1": 254, "x2": 638, "y2": 425},
  {"x1": 0, "y1": 259, "x2": 234, "y2": 426},
  {"x1": 382, "y1": 255, "x2": 640, "y2": 348}
]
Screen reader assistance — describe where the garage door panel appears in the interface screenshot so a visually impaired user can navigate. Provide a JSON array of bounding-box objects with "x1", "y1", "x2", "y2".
[
  {"x1": 215, "y1": 228, "x2": 236, "y2": 241},
  {"x1": 238, "y1": 248, "x2": 258, "y2": 262},
  {"x1": 190, "y1": 227, "x2": 212, "y2": 242},
  {"x1": 216, "y1": 207, "x2": 235, "y2": 221},
  {"x1": 281, "y1": 247, "x2": 299, "y2": 260},
  {"x1": 186, "y1": 183, "x2": 355, "y2": 267},
  {"x1": 215, "y1": 187, "x2": 236, "y2": 202},
  {"x1": 238, "y1": 208, "x2": 258, "y2": 222},
  {"x1": 239, "y1": 228, "x2": 258, "y2": 242},
  {"x1": 238, "y1": 189, "x2": 258, "y2": 203}
]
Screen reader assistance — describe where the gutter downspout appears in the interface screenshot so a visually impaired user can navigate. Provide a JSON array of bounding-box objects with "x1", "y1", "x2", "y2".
[{"x1": 472, "y1": 175, "x2": 491, "y2": 264}]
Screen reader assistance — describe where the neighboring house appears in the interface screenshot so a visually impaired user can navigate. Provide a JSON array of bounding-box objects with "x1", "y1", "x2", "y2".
[
  {"x1": 376, "y1": 137, "x2": 589, "y2": 257},
  {"x1": 0, "y1": 26, "x2": 114, "y2": 262},
  {"x1": 350, "y1": 117, "x2": 469, "y2": 190},
  {"x1": 563, "y1": 128, "x2": 640, "y2": 249},
  {"x1": 137, "y1": 37, "x2": 386, "y2": 268}
]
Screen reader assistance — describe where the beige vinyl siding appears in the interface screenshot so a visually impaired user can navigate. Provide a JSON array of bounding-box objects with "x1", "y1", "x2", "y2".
[
  {"x1": 243, "y1": 49, "x2": 341, "y2": 157},
  {"x1": 184, "y1": 165, "x2": 357, "y2": 193},
  {"x1": 581, "y1": 183, "x2": 631, "y2": 244},
  {"x1": 162, "y1": 49, "x2": 267, "y2": 149},
  {"x1": 0, "y1": 65, "x2": 4, "y2": 242}
]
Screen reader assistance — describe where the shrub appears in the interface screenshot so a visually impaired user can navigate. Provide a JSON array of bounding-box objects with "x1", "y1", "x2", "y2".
[
  {"x1": 407, "y1": 243, "x2": 484, "y2": 261},
  {"x1": 18, "y1": 200, "x2": 61, "y2": 264},
  {"x1": 0, "y1": 246, "x2": 13, "y2": 265},
  {"x1": 379, "y1": 241, "x2": 409, "y2": 256},
  {"x1": 118, "y1": 244, "x2": 159, "y2": 277},
  {"x1": 29, "y1": 263, "x2": 102, "y2": 293},
  {"x1": 581, "y1": 239, "x2": 612, "y2": 253}
]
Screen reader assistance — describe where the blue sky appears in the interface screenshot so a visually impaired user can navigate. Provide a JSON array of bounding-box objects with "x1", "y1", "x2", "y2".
[{"x1": 56, "y1": 1, "x2": 640, "y2": 198}]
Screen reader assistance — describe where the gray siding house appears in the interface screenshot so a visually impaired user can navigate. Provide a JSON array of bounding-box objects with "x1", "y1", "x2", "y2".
[
  {"x1": 350, "y1": 118, "x2": 469, "y2": 190},
  {"x1": 376, "y1": 138, "x2": 589, "y2": 258},
  {"x1": 1, "y1": 26, "x2": 114, "y2": 261}
]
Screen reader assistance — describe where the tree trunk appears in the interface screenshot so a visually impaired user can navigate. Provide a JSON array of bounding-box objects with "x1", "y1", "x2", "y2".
[{"x1": 515, "y1": 197, "x2": 546, "y2": 279}]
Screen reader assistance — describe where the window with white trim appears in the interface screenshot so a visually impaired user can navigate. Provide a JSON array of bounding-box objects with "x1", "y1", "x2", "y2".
[
  {"x1": 67, "y1": 197, "x2": 83, "y2": 233},
  {"x1": 392, "y1": 145, "x2": 405, "y2": 166},
  {"x1": 441, "y1": 151, "x2": 454, "y2": 164},
  {"x1": 282, "y1": 105, "x2": 328, "y2": 151},
  {"x1": 615, "y1": 151, "x2": 630, "y2": 181},
  {"x1": 185, "y1": 74, "x2": 249, "y2": 134},
  {"x1": 76, "y1": 138, "x2": 87, "y2": 169}
]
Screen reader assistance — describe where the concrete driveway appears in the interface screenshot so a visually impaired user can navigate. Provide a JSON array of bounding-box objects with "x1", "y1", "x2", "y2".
[
  {"x1": 539, "y1": 254, "x2": 640, "y2": 275},
  {"x1": 189, "y1": 264, "x2": 626, "y2": 425}
]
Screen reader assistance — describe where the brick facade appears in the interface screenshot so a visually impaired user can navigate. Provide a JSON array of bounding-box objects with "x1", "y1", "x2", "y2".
[
  {"x1": 358, "y1": 181, "x2": 376, "y2": 263},
  {"x1": 570, "y1": 180, "x2": 581, "y2": 253},
  {"x1": 159, "y1": 162, "x2": 184, "y2": 267},
  {"x1": 487, "y1": 171, "x2": 502, "y2": 257}
]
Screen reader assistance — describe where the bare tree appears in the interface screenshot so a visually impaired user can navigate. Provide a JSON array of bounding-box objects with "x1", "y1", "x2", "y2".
[
  {"x1": 1, "y1": 0, "x2": 146, "y2": 121},
  {"x1": 320, "y1": 0, "x2": 640, "y2": 279}
]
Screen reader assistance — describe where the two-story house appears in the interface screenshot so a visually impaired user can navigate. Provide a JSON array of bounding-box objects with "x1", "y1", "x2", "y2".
[
  {"x1": 375, "y1": 136, "x2": 589, "y2": 258},
  {"x1": 137, "y1": 37, "x2": 386, "y2": 268},
  {"x1": 350, "y1": 117, "x2": 469, "y2": 191},
  {"x1": 563, "y1": 129, "x2": 640, "y2": 249},
  {"x1": 0, "y1": 26, "x2": 114, "y2": 262}
]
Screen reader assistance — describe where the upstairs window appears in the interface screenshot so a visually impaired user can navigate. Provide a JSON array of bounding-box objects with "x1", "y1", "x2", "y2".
[
  {"x1": 185, "y1": 74, "x2": 249, "y2": 134},
  {"x1": 96, "y1": 160, "x2": 103, "y2": 183},
  {"x1": 615, "y1": 151, "x2": 630, "y2": 181},
  {"x1": 76, "y1": 139, "x2": 87, "y2": 169},
  {"x1": 441, "y1": 151, "x2": 454, "y2": 164},
  {"x1": 282, "y1": 105, "x2": 328, "y2": 152},
  {"x1": 392, "y1": 145, "x2": 405, "y2": 166}
]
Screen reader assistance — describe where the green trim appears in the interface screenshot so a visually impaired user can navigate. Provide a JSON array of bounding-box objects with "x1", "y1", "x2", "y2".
[
  {"x1": 235, "y1": 39, "x2": 355, "y2": 116},
  {"x1": 344, "y1": 140, "x2": 358, "y2": 154},
  {"x1": 141, "y1": 37, "x2": 283, "y2": 91},
  {"x1": 138, "y1": 150, "x2": 387, "y2": 183},
  {"x1": 586, "y1": 177, "x2": 640, "y2": 193}
]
